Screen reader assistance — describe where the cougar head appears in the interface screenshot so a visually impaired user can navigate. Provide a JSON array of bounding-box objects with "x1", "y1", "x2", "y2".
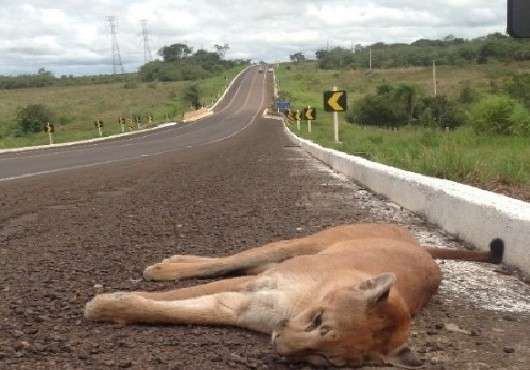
[{"x1": 272, "y1": 273, "x2": 422, "y2": 368}]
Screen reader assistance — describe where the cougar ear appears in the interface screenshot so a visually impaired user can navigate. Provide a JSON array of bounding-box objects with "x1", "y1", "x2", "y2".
[
  {"x1": 359, "y1": 273, "x2": 396, "y2": 306},
  {"x1": 385, "y1": 346, "x2": 424, "y2": 369}
]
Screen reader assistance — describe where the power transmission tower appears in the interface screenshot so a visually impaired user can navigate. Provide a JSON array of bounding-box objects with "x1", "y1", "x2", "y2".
[
  {"x1": 106, "y1": 16, "x2": 125, "y2": 74},
  {"x1": 141, "y1": 19, "x2": 153, "y2": 63}
]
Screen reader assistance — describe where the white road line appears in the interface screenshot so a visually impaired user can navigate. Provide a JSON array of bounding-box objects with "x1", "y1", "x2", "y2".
[{"x1": 0, "y1": 158, "x2": 137, "y2": 183}]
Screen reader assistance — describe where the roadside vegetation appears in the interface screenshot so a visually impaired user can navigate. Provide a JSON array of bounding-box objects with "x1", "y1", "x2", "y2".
[
  {"x1": 278, "y1": 35, "x2": 530, "y2": 201},
  {"x1": 0, "y1": 42, "x2": 248, "y2": 149}
]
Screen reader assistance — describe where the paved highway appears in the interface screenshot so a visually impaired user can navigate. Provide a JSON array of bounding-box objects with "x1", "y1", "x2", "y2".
[
  {"x1": 0, "y1": 66, "x2": 268, "y2": 181},
  {"x1": 1, "y1": 64, "x2": 529, "y2": 370}
]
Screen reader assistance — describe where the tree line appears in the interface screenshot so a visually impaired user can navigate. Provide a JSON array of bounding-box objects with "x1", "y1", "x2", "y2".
[
  {"x1": 304, "y1": 33, "x2": 530, "y2": 70},
  {"x1": 139, "y1": 43, "x2": 249, "y2": 82},
  {"x1": 0, "y1": 43, "x2": 249, "y2": 90}
]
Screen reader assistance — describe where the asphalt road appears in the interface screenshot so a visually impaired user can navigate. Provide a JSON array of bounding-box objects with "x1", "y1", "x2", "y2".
[
  {"x1": 0, "y1": 66, "x2": 267, "y2": 182},
  {"x1": 0, "y1": 65, "x2": 529, "y2": 370}
]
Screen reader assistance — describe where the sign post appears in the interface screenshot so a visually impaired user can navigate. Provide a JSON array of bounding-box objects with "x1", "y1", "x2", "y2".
[
  {"x1": 332, "y1": 87, "x2": 339, "y2": 142},
  {"x1": 119, "y1": 117, "x2": 125, "y2": 133},
  {"x1": 44, "y1": 122, "x2": 54, "y2": 145},
  {"x1": 303, "y1": 106, "x2": 317, "y2": 134},
  {"x1": 295, "y1": 109, "x2": 301, "y2": 131},
  {"x1": 94, "y1": 120, "x2": 104, "y2": 137},
  {"x1": 324, "y1": 87, "x2": 347, "y2": 143}
]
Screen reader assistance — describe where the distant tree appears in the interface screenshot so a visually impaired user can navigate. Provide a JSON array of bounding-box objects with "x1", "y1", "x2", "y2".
[
  {"x1": 289, "y1": 52, "x2": 306, "y2": 64},
  {"x1": 158, "y1": 43, "x2": 193, "y2": 63},
  {"x1": 315, "y1": 49, "x2": 329, "y2": 60},
  {"x1": 213, "y1": 43, "x2": 230, "y2": 59},
  {"x1": 37, "y1": 67, "x2": 52, "y2": 76}
]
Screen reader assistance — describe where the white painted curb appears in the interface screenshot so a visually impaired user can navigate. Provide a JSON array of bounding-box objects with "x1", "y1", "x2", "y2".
[
  {"x1": 0, "y1": 122, "x2": 179, "y2": 154},
  {"x1": 266, "y1": 111, "x2": 530, "y2": 274}
]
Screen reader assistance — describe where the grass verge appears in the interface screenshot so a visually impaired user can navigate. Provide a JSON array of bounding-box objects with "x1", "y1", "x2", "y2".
[
  {"x1": 0, "y1": 66, "x2": 243, "y2": 149},
  {"x1": 277, "y1": 62, "x2": 530, "y2": 201}
]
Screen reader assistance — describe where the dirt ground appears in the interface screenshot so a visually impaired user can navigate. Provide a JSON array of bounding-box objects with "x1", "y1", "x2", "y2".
[{"x1": 1, "y1": 117, "x2": 529, "y2": 369}]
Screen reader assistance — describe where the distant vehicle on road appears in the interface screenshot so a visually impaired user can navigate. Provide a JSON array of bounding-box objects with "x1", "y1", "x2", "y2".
[
  {"x1": 258, "y1": 67, "x2": 264, "y2": 73},
  {"x1": 267, "y1": 68, "x2": 273, "y2": 73}
]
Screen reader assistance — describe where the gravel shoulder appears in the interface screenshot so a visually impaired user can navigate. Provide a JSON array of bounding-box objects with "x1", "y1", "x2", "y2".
[{"x1": 1, "y1": 116, "x2": 529, "y2": 369}]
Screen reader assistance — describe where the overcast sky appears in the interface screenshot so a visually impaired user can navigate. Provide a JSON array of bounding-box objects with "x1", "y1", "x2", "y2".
[{"x1": 0, "y1": 0, "x2": 507, "y2": 76}]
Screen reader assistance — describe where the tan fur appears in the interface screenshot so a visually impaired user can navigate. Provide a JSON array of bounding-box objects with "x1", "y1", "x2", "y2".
[{"x1": 85, "y1": 224, "x2": 494, "y2": 368}]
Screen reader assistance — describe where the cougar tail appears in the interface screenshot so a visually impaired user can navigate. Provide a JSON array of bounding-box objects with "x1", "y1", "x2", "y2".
[{"x1": 425, "y1": 239, "x2": 504, "y2": 264}]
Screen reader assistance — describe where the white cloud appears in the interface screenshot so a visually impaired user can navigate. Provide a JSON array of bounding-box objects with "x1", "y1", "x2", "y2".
[{"x1": 0, "y1": 0, "x2": 507, "y2": 76}]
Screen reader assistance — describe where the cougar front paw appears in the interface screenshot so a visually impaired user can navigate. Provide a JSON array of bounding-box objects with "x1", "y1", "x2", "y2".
[{"x1": 84, "y1": 293, "x2": 145, "y2": 324}]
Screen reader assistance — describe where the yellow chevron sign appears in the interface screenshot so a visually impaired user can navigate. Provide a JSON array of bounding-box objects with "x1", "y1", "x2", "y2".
[
  {"x1": 294, "y1": 109, "x2": 301, "y2": 121},
  {"x1": 324, "y1": 90, "x2": 347, "y2": 112},
  {"x1": 44, "y1": 122, "x2": 55, "y2": 133},
  {"x1": 303, "y1": 107, "x2": 317, "y2": 121}
]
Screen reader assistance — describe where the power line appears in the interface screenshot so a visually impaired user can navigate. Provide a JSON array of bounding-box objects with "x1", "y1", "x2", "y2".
[
  {"x1": 106, "y1": 16, "x2": 125, "y2": 74},
  {"x1": 141, "y1": 19, "x2": 153, "y2": 64}
]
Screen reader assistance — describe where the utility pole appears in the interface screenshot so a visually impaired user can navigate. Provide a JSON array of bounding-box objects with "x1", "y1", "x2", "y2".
[
  {"x1": 433, "y1": 60, "x2": 437, "y2": 96},
  {"x1": 141, "y1": 19, "x2": 153, "y2": 64},
  {"x1": 106, "y1": 16, "x2": 124, "y2": 74}
]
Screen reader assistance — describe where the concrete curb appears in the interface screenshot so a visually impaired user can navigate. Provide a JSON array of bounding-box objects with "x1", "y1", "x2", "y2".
[
  {"x1": 0, "y1": 122, "x2": 179, "y2": 154},
  {"x1": 264, "y1": 110, "x2": 530, "y2": 274},
  {"x1": 182, "y1": 108, "x2": 214, "y2": 123}
]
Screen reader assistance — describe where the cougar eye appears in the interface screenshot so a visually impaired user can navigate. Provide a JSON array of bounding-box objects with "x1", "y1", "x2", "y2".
[
  {"x1": 312, "y1": 312, "x2": 323, "y2": 327},
  {"x1": 306, "y1": 311, "x2": 324, "y2": 331}
]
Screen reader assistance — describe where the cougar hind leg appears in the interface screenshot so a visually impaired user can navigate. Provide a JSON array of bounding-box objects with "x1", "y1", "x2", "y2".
[{"x1": 143, "y1": 239, "x2": 321, "y2": 282}]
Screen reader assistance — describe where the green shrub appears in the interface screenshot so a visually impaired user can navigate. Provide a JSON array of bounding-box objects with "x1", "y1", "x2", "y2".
[
  {"x1": 468, "y1": 95, "x2": 530, "y2": 136},
  {"x1": 505, "y1": 73, "x2": 530, "y2": 108},
  {"x1": 123, "y1": 79, "x2": 138, "y2": 89},
  {"x1": 459, "y1": 84, "x2": 480, "y2": 104},
  {"x1": 15, "y1": 104, "x2": 54, "y2": 136},
  {"x1": 184, "y1": 84, "x2": 201, "y2": 109},
  {"x1": 511, "y1": 104, "x2": 530, "y2": 136},
  {"x1": 348, "y1": 94, "x2": 407, "y2": 128},
  {"x1": 348, "y1": 83, "x2": 418, "y2": 128},
  {"x1": 418, "y1": 96, "x2": 465, "y2": 129}
]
